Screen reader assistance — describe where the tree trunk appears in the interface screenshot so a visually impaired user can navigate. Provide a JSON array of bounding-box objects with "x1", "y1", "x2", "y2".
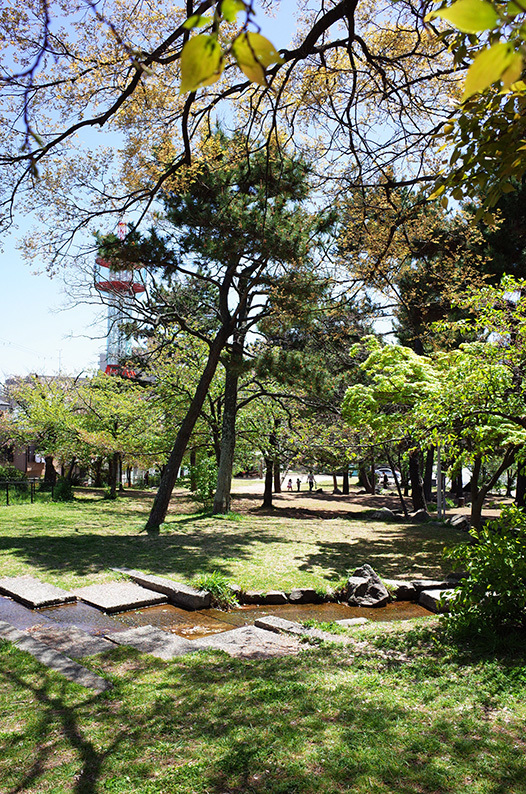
[
  {"x1": 145, "y1": 327, "x2": 230, "y2": 533},
  {"x1": 332, "y1": 473, "x2": 338, "y2": 492},
  {"x1": 423, "y1": 447, "x2": 434, "y2": 502},
  {"x1": 358, "y1": 465, "x2": 373, "y2": 494},
  {"x1": 273, "y1": 460, "x2": 281, "y2": 493},
  {"x1": 190, "y1": 448, "x2": 197, "y2": 491},
  {"x1": 213, "y1": 339, "x2": 243, "y2": 515},
  {"x1": 409, "y1": 449, "x2": 427, "y2": 512},
  {"x1": 342, "y1": 470, "x2": 350, "y2": 495},
  {"x1": 387, "y1": 450, "x2": 409, "y2": 518},
  {"x1": 516, "y1": 466, "x2": 526, "y2": 508},
  {"x1": 109, "y1": 451, "x2": 119, "y2": 499},
  {"x1": 118, "y1": 454, "x2": 124, "y2": 491},
  {"x1": 66, "y1": 457, "x2": 77, "y2": 482},
  {"x1": 471, "y1": 447, "x2": 516, "y2": 528},
  {"x1": 43, "y1": 456, "x2": 57, "y2": 486},
  {"x1": 93, "y1": 457, "x2": 103, "y2": 488},
  {"x1": 126, "y1": 466, "x2": 132, "y2": 487},
  {"x1": 262, "y1": 456, "x2": 274, "y2": 508}
]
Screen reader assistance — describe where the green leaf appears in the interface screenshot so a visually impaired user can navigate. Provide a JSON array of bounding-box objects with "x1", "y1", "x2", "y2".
[
  {"x1": 462, "y1": 42, "x2": 515, "y2": 101},
  {"x1": 183, "y1": 14, "x2": 212, "y2": 29},
  {"x1": 232, "y1": 32, "x2": 284, "y2": 86},
  {"x1": 179, "y1": 35, "x2": 223, "y2": 94},
  {"x1": 429, "y1": 0, "x2": 498, "y2": 33},
  {"x1": 221, "y1": 0, "x2": 246, "y2": 22},
  {"x1": 501, "y1": 52, "x2": 523, "y2": 89}
]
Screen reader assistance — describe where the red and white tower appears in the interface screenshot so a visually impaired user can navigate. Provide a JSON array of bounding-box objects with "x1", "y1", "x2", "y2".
[{"x1": 94, "y1": 222, "x2": 145, "y2": 375}]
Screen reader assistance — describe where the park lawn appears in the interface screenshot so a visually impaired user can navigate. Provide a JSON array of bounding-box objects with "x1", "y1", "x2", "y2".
[
  {"x1": 1, "y1": 620, "x2": 526, "y2": 793},
  {"x1": 0, "y1": 487, "x2": 468, "y2": 592}
]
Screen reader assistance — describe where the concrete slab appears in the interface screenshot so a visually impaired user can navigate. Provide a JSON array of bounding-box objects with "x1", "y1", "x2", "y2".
[
  {"x1": 123, "y1": 570, "x2": 211, "y2": 610},
  {"x1": 0, "y1": 620, "x2": 112, "y2": 692},
  {"x1": 419, "y1": 588, "x2": 455, "y2": 614},
  {"x1": 254, "y1": 615, "x2": 304, "y2": 636},
  {"x1": 254, "y1": 615, "x2": 355, "y2": 646},
  {"x1": 288, "y1": 588, "x2": 324, "y2": 604},
  {"x1": 105, "y1": 625, "x2": 195, "y2": 659},
  {"x1": 74, "y1": 582, "x2": 167, "y2": 613},
  {"x1": 0, "y1": 576, "x2": 76, "y2": 609},
  {"x1": 194, "y1": 625, "x2": 301, "y2": 658},
  {"x1": 411, "y1": 579, "x2": 452, "y2": 594},
  {"x1": 27, "y1": 625, "x2": 116, "y2": 657}
]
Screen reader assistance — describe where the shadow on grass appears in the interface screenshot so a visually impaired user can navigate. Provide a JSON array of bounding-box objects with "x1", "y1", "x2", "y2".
[
  {"x1": 0, "y1": 525, "x2": 292, "y2": 581},
  {"x1": 296, "y1": 526, "x2": 465, "y2": 579}
]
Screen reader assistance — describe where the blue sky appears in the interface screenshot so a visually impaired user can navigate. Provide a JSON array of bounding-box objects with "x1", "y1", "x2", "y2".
[{"x1": 0, "y1": 1, "x2": 299, "y2": 381}]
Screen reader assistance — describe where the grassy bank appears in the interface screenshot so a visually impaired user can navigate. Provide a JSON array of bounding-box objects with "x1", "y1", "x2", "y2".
[
  {"x1": 0, "y1": 486, "x2": 467, "y2": 592},
  {"x1": 1, "y1": 620, "x2": 526, "y2": 793}
]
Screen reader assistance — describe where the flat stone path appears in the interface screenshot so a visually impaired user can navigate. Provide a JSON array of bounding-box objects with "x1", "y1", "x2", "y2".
[
  {"x1": 74, "y1": 582, "x2": 167, "y2": 613},
  {"x1": 106, "y1": 625, "x2": 196, "y2": 659},
  {"x1": 0, "y1": 576, "x2": 75, "y2": 608},
  {"x1": 113, "y1": 568, "x2": 211, "y2": 610},
  {"x1": 0, "y1": 620, "x2": 112, "y2": 692},
  {"x1": 27, "y1": 624, "x2": 116, "y2": 657},
  {"x1": 106, "y1": 624, "x2": 301, "y2": 659},
  {"x1": 194, "y1": 625, "x2": 301, "y2": 658}
]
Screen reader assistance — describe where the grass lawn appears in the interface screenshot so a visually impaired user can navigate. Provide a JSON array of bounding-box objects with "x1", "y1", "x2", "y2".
[
  {"x1": 1, "y1": 621, "x2": 526, "y2": 793},
  {"x1": 3, "y1": 483, "x2": 523, "y2": 794},
  {"x1": 0, "y1": 481, "x2": 468, "y2": 592}
]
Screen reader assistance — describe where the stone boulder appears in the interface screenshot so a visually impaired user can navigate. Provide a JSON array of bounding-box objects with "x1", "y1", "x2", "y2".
[{"x1": 346, "y1": 564, "x2": 390, "y2": 608}]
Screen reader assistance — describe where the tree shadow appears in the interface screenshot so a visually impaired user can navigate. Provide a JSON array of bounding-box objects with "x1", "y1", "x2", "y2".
[
  {"x1": 296, "y1": 525, "x2": 466, "y2": 579},
  {"x1": 0, "y1": 525, "x2": 293, "y2": 582},
  {"x1": 0, "y1": 653, "x2": 124, "y2": 794}
]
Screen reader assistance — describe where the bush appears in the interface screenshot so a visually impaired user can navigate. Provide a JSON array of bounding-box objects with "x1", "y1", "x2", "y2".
[
  {"x1": 445, "y1": 505, "x2": 526, "y2": 637},
  {"x1": 52, "y1": 477, "x2": 74, "y2": 502},
  {"x1": 188, "y1": 457, "x2": 218, "y2": 509},
  {"x1": 0, "y1": 464, "x2": 28, "y2": 493},
  {"x1": 193, "y1": 571, "x2": 238, "y2": 610}
]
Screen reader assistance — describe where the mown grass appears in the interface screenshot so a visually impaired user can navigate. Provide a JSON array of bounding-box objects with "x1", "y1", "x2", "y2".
[
  {"x1": 0, "y1": 486, "x2": 467, "y2": 592},
  {"x1": 1, "y1": 621, "x2": 526, "y2": 793}
]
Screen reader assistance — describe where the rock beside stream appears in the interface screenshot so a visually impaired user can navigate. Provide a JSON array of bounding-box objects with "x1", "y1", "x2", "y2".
[{"x1": 345, "y1": 564, "x2": 390, "y2": 608}]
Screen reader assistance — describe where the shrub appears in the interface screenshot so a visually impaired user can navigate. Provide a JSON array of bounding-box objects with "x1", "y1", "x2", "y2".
[
  {"x1": 0, "y1": 464, "x2": 28, "y2": 493},
  {"x1": 445, "y1": 505, "x2": 526, "y2": 637},
  {"x1": 188, "y1": 457, "x2": 218, "y2": 509},
  {"x1": 193, "y1": 571, "x2": 238, "y2": 610},
  {"x1": 52, "y1": 477, "x2": 74, "y2": 502}
]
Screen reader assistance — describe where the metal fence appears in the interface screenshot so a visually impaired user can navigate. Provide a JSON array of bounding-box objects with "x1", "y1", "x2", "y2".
[{"x1": 0, "y1": 479, "x2": 43, "y2": 506}]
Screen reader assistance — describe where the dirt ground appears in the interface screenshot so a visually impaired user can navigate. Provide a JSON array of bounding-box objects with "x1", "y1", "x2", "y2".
[{"x1": 226, "y1": 477, "x2": 511, "y2": 522}]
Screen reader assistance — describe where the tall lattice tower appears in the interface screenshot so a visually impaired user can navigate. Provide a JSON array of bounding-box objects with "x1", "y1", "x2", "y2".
[{"x1": 94, "y1": 222, "x2": 145, "y2": 375}]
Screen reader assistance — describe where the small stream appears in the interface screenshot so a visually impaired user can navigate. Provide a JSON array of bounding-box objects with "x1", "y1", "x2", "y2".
[{"x1": 1, "y1": 595, "x2": 431, "y2": 640}]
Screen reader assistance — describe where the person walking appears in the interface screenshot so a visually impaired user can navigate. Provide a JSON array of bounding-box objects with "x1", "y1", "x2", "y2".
[
  {"x1": 296, "y1": 477, "x2": 301, "y2": 491},
  {"x1": 307, "y1": 472, "x2": 315, "y2": 492}
]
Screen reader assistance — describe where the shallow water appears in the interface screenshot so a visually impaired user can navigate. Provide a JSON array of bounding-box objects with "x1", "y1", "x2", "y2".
[{"x1": 0, "y1": 594, "x2": 431, "y2": 640}]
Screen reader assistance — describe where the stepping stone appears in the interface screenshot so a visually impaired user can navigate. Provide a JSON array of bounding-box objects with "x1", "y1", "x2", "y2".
[
  {"x1": 194, "y1": 625, "x2": 301, "y2": 658},
  {"x1": 382, "y1": 578, "x2": 417, "y2": 601},
  {"x1": 240, "y1": 590, "x2": 288, "y2": 605},
  {"x1": 411, "y1": 579, "x2": 452, "y2": 594},
  {"x1": 27, "y1": 625, "x2": 116, "y2": 657},
  {"x1": 288, "y1": 588, "x2": 324, "y2": 604},
  {"x1": 0, "y1": 575, "x2": 76, "y2": 609},
  {"x1": 254, "y1": 615, "x2": 304, "y2": 636},
  {"x1": 335, "y1": 618, "x2": 369, "y2": 627},
  {"x1": 419, "y1": 589, "x2": 455, "y2": 614},
  {"x1": 120, "y1": 570, "x2": 211, "y2": 610},
  {"x1": 105, "y1": 625, "x2": 195, "y2": 659},
  {"x1": 0, "y1": 620, "x2": 112, "y2": 692},
  {"x1": 254, "y1": 615, "x2": 355, "y2": 645},
  {"x1": 74, "y1": 582, "x2": 167, "y2": 613}
]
